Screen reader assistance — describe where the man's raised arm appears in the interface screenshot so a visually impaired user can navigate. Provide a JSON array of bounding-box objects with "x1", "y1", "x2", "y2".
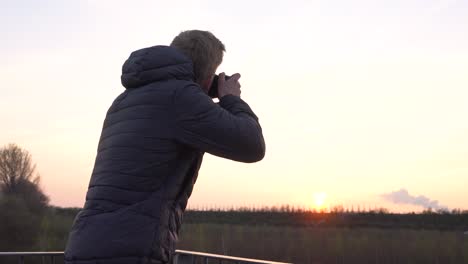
[{"x1": 173, "y1": 83, "x2": 265, "y2": 163}]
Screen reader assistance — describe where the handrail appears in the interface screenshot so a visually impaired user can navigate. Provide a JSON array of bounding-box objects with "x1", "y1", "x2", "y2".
[{"x1": 176, "y1": 249, "x2": 291, "y2": 263}]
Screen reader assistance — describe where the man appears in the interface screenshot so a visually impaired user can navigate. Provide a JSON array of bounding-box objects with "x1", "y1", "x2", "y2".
[{"x1": 64, "y1": 30, "x2": 265, "y2": 264}]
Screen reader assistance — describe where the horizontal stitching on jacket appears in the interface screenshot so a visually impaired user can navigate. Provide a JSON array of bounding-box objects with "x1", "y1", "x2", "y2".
[
  {"x1": 86, "y1": 197, "x2": 133, "y2": 206},
  {"x1": 108, "y1": 102, "x2": 168, "y2": 116},
  {"x1": 92, "y1": 169, "x2": 165, "y2": 179},
  {"x1": 70, "y1": 209, "x2": 120, "y2": 220},
  {"x1": 125, "y1": 61, "x2": 192, "y2": 74},
  {"x1": 85, "y1": 199, "x2": 164, "y2": 221},
  {"x1": 94, "y1": 156, "x2": 170, "y2": 164},
  {"x1": 89, "y1": 184, "x2": 153, "y2": 193},
  {"x1": 116, "y1": 90, "x2": 158, "y2": 102},
  {"x1": 94, "y1": 156, "x2": 172, "y2": 167},
  {"x1": 92, "y1": 170, "x2": 149, "y2": 178},
  {"x1": 94, "y1": 155, "x2": 173, "y2": 165},
  {"x1": 95, "y1": 157, "x2": 171, "y2": 169},
  {"x1": 104, "y1": 117, "x2": 156, "y2": 130},
  {"x1": 72, "y1": 209, "x2": 102, "y2": 219},
  {"x1": 97, "y1": 145, "x2": 172, "y2": 154},
  {"x1": 128, "y1": 209, "x2": 160, "y2": 220},
  {"x1": 98, "y1": 131, "x2": 143, "y2": 142},
  {"x1": 98, "y1": 133, "x2": 164, "y2": 146},
  {"x1": 94, "y1": 157, "x2": 136, "y2": 162}
]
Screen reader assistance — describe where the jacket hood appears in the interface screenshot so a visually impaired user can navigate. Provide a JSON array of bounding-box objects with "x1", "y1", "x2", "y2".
[{"x1": 121, "y1": 45, "x2": 194, "y2": 89}]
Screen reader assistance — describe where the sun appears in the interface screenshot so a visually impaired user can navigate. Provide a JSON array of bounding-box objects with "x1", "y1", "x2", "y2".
[{"x1": 313, "y1": 192, "x2": 327, "y2": 210}]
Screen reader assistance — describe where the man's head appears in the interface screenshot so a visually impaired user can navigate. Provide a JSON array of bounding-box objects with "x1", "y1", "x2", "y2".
[{"x1": 170, "y1": 30, "x2": 225, "y2": 93}]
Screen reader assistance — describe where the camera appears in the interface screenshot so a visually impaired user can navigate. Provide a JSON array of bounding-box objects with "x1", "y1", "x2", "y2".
[{"x1": 209, "y1": 74, "x2": 231, "y2": 98}]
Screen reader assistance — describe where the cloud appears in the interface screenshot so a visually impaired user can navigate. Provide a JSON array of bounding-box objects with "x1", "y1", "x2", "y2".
[{"x1": 381, "y1": 188, "x2": 448, "y2": 210}]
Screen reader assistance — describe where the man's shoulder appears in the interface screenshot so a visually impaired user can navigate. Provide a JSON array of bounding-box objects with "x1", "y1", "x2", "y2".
[{"x1": 106, "y1": 80, "x2": 199, "y2": 114}]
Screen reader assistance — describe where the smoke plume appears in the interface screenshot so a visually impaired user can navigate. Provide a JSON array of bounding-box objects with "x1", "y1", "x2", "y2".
[{"x1": 381, "y1": 188, "x2": 448, "y2": 210}]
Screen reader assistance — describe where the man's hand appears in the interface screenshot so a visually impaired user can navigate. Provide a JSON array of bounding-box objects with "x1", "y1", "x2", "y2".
[{"x1": 218, "y1": 72, "x2": 241, "y2": 98}]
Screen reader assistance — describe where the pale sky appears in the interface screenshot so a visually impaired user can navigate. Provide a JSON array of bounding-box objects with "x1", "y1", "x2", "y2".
[{"x1": 1, "y1": 0, "x2": 467, "y2": 212}]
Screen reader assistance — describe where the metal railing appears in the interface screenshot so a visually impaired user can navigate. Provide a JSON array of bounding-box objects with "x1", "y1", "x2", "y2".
[{"x1": 0, "y1": 251, "x2": 291, "y2": 264}]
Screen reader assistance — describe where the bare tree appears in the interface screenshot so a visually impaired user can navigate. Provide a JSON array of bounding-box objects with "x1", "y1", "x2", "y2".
[
  {"x1": 0, "y1": 143, "x2": 48, "y2": 210},
  {"x1": 0, "y1": 143, "x2": 39, "y2": 193}
]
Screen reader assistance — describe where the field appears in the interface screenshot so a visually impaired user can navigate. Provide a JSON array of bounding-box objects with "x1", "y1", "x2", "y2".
[
  {"x1": 178, "y1": 223, "x2": 468, "y2": 263},
  {"x1": 2, "y1": 207, "x2": 468, "y2": 264}
]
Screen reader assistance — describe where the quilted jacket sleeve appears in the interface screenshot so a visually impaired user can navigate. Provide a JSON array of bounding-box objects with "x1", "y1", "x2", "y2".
[{"x1": 173, "y1": 84, "x2": 265, "y2": 163}]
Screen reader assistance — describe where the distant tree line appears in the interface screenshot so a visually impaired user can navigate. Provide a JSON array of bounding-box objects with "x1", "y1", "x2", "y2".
[
  {"x1": 49, "y1": 205, "x2": 468, "y2": 231},
  {"x1": 181, "y1": 208, "x2": 468, "y2": 230}
]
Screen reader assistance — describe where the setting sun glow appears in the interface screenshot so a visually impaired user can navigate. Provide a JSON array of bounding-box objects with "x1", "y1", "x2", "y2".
[{"x1": 313, "y1": 192, "x2": 328, "y2": 211}]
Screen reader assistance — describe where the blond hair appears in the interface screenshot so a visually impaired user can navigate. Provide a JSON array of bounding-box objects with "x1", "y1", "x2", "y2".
[{"x1": 170, "y1": 30, "x2": 225, "y2": 82}]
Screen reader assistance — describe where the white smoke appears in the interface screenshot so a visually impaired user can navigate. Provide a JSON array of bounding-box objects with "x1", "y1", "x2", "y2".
[{"x1": 381, "y1": 188, "x2": 448, "y2": 210}]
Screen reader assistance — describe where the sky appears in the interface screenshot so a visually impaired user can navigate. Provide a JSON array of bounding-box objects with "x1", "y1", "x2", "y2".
[{"x1": 1, "y1": 0, "x2": 467, "y2": 212}]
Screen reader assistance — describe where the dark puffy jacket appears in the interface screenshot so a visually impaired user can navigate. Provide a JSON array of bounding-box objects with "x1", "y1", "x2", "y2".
[{"x1": 64, "y1": 46, "x2": 265, "y2": 264}]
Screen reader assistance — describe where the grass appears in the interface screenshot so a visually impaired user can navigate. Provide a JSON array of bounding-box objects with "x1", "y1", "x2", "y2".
[{"x1": 177, "y1": 223, "x2": 468, "y2": 264}]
